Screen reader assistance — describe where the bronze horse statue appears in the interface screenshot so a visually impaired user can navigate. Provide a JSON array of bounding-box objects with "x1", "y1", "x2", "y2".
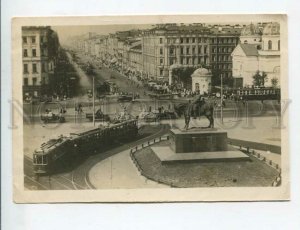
[{"x1": 174, "y1": 96, "x2": 214, "y2": 130}]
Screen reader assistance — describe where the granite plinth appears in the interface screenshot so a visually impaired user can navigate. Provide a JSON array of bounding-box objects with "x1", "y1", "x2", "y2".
[
  {"x1": 152, "y1": 146, "x2": 250, "y2": 163},
  {"x1": 170, "y1": 128, "x2": 228, "y2": 153}
]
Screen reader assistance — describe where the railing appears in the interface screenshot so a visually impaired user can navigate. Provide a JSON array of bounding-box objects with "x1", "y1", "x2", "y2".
[
  {"x1": 228, "y1": 142, "x2": 281, "y2": 187},
  {"x1": 130, "y1": 135, "x2": 282, "y2": 187},
  {"x1": 129, "y1": 135, "x2": 180, "y2": 187}
]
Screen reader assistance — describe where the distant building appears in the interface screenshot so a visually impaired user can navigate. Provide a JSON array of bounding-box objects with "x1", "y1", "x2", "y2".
[
  {"x1": 210, "y1": 27, "x2": 241, "y2": 83},
  {"x1": 22, "y1": 26, "x2": 59, "y2": 98},
  {"x1": 70, "y1": 24, "x2": 242, "y2": 87},
  {"x1": 231, "y1": 22, "x2": 280, "y2": 87},
  {"x1": 142, "y1": 24, "x2": 212, "y2": 82},
  {"x1": 128, "y1": 42, "x2": 143, "y2": 73},
  {"x1": 191, "y1": 68, "x2": 212, "y2": 94}
]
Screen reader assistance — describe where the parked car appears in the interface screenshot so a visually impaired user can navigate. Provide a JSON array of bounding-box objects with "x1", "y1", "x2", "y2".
[
  {"x1": 117, "y1": 95, "x2": 133, "y2": 102},
  {"x1": 86, "y1": 109, "x2": 110, "y2": 122},
  {"x1": 144, "y1": 112, "x2": 160, "y2": 122},
  {"x1": 41, "y1": 112, "x2": 65, "y2": 123}
]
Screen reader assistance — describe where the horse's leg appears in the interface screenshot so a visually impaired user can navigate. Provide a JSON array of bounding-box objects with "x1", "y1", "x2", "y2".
[
  {"x1": 210, "y1": 115, "x2": 214, "y2": 128},
  {"x1": 205, "y1": 115, "x2": 211, "y2": 128},
  {"x1": 185, "y1": 116, "x2": 190, "y2": 130}
]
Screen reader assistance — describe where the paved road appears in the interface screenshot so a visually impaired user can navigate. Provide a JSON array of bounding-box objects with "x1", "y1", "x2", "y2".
[
  {"x1": 24, "y1": 124, "x2": 169, "y2": 190},
  {"x1": 23, "y1": 49, "x2": 281, "y2": 120},
  {"x1": 89, "y1": 148, "x2": 168, "y2": 189},
  {"x1": 75, "y1": 52, "x2": 152, "y2": 97}
]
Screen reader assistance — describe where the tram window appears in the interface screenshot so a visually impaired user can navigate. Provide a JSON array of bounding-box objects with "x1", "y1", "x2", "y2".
[
  {"x1": 37, "y1": 155, "x2": 43, "y2": 164},
  {"x1": 42, "y1": 155, "x2": 48, "y2": 164},
  {"x1": 33, "y1": 155, "x2": 37, "y2": 164}
]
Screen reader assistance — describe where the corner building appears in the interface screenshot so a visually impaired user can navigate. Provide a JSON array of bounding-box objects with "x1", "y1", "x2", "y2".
[{"x1": 22, "y1": 26, "x2": 59, "y2": 98}]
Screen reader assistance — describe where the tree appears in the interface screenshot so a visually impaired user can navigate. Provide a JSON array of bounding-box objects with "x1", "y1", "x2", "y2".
[
  {"x1": 252, "y1": 71, "x2": 261, "y2": 86},
  {"x1": 252, "y1": 71, "x2": 268, "y2": 87},
  {"x1": 171, "y1": 66, "x2": 196, "y2": 88},
  {"x1": 261, "y1": 71, "x2": 268, "y2": 86},
  {"x1": 271, "y1": 78, "x2": 279, "y2": 88}
]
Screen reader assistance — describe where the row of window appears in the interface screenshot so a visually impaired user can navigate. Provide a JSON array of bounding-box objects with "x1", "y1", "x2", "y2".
[
  {"x1": 159, "y1": 37, "x2": 238, "y2": 45},
  {"x1": 23, "y1": 48, "x2": 47, "y2": 57},
  {"x1": 212, "y1": 47, "x2": 233, "y2": 53},
  {"x1": 23, "y1": 77, "x2": 38, "y2": 86},
  {"x1": 212, "y1": 55, "x2": 232, "y2": 62},
  {"x1": 211, "y1": 64, "x2": 232, "y2": 70},
  {"x1": 23, "y1": 63, "x2": 47, "y2": 74},
  {"x1": 160, "y1": 46, "x2": 209, "y2": 55},
  {"x1": 211, "y1": 37, "x2": 237, "y2": 44},
  {"x1": 22, "y1": 35, "x2": 46, "y2": 44},
  {"x1": 160, "y1": 37, "x2": 209, "y2": 44},
  {"x1": 267, "y1": 40, "x2": 280, "y2": 50},
  {"x1": 179, "y1": 46, "x2": 208, "y2": 55}
]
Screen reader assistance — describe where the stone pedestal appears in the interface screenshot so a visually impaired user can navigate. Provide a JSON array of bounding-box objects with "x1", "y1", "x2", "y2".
[
  {"x1": 153, "y1": 128, "x2": 249, "y2": 163},
  {"x1": 170, "y1": 128, "x2": 227, "y2": 153}
]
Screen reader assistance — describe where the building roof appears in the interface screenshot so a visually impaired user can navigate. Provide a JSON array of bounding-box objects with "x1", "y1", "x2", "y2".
[
  {"x1": 192, "y1": 68, "x2": 211, "y2": 77},
  {"x1": 263, "y1": 22, "x2": 280, "y2": 35},
  {"x1": 239, "y1": 44, "x2": 258, "y2": 56},
  {"x1": 210, "y1": 27, "x2": 242, "y2": 36},
  {"x1": 241, "y1": 23, "x2": 262, "y2": 36},
  {"x1": 148, "y1": 24, "x2": 212, "y2": 35}
]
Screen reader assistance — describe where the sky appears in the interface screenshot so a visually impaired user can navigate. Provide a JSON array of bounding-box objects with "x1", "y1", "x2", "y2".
[{"x1": 52, "y1": 24, "x2": 153, "y2": 45}]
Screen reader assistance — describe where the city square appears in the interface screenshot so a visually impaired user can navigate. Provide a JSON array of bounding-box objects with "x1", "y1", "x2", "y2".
[{"x1": 20, "y1": 21, "x2": 283, "y2": 191}]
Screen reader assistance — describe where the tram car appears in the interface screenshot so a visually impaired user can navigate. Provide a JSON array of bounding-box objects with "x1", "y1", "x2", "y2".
[
  {"x1": 33, "y1": 119, "x2": 138, "y2": 175},
  {"x1": 234, "y1": 87, "x2": 280, "y2": 101}
]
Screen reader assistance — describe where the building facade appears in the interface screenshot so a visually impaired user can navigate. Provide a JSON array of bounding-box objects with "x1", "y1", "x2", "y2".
[
  {"x1": 142, "y1": 24, "x2": 212, "y2": 82},
  {"x1": 231, "y1": 22, "x2": 280, "y2": 87},
  {"x1": 210, "y1": 27, "x2": 241, "y2": 83},
  {"x1": 22, "y1": 26, "x2": 59, "y2": 98},
  {"x1": 70, "y1": 24, "x2": 243, "y2": 88}
]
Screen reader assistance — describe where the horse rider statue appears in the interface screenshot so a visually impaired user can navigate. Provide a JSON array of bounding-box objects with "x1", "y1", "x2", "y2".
[{"x1": 182, "y1": 95, "x2": 214, "y2": 130}]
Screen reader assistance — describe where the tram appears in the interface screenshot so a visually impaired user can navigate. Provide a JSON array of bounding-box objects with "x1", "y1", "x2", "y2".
[
  {"x1": 33, "y1": 119, "x2": 138, "y2": 174},
  {"x1": 233, "y1": 87, "x2": 280, "y2": 101}
]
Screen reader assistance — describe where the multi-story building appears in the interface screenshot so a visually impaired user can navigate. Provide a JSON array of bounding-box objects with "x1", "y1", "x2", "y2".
[
  {"x1": 71, "y1": 24, "x2": 242, "y2": 88},
  {"x1": 142, "y1": 24, "x2": 212, "y2": 82},
  {"x1": 209, "y1": 27, "x2": 241, "y2": 85},
  {"x1": 22, "y1": 26, "x2": 59, "y2": 98},
  {"x1": 142, "y1": 24, "x2": 241, "y2": 85},
  {"x1": 128, "y1": 42, "x2": 143, "y2": 73}
]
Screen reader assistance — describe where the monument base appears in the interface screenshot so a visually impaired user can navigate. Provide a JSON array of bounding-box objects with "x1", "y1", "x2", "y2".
[
  {"x1": 154, "y1": 128, "x2": 249, "y2": 164},
  {"x1": 152, "y1": 146, "x2": 250, "y2": 164}
]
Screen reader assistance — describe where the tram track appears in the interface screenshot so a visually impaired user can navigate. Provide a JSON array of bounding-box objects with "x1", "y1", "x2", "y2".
[
  {"x1": 24, "y1": 124, "x2": 170, "y2": 190},
  {"x1": 71, "y1": 124, "x2": 170, "y2": 190}
]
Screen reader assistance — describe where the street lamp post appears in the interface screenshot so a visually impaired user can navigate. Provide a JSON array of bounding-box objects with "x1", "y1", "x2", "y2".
[
  {"x1": 93, "y1": 75, "x2": 95, "y2": 127},
  {"x1": 220, "y1": 73, "x2": 224, "y2": 124}
]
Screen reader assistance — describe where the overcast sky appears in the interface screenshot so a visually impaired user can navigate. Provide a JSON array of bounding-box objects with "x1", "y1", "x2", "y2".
[{"x1": 52, "y1": 24, "x2": 153, "y2": 45}]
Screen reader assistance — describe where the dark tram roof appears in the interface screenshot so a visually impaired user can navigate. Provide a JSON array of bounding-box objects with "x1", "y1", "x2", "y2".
[{"x1": 34, "y1": 119, "x2": 137, "y2": 154}]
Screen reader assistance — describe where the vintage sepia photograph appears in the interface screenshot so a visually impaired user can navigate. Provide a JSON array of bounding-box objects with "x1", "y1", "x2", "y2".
[{"x1": 12, "y1": 15, "x2": 289, "y2": 202}]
